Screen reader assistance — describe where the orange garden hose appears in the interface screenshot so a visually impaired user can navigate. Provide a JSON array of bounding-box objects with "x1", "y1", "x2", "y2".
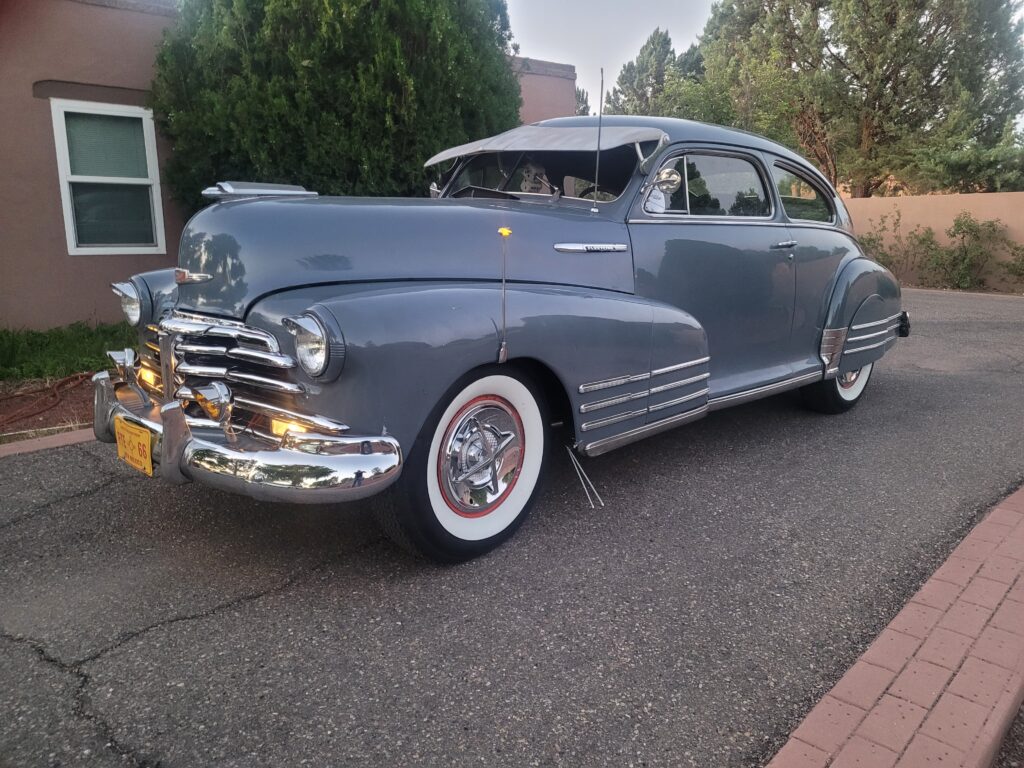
[{"x1": 0, "y1": 372, "x2": 93, "y2": 430}]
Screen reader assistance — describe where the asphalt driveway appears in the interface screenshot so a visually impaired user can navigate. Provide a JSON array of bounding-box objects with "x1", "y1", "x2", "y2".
[{"x1": 2, "y1": 288, "x2": 1022, "y2": 768}]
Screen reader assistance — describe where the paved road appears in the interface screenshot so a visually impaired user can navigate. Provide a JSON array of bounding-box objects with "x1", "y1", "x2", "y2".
[{"x1": 1, "y1": 288, "x2": 1022, "y2": 768}]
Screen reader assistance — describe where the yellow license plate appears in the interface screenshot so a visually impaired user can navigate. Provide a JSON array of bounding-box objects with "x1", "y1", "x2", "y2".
[{"x1": 114, "y1": 416, "x2": 154, "y2": 477}]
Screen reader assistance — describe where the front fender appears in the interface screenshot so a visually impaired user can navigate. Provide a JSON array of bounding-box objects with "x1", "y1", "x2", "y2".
[
  {"x1": 824, "y1": 258, "x2": 902, "y2": 374},
  {"x1": 247, "y1": 282, "x2": 707, "y2": 451}
]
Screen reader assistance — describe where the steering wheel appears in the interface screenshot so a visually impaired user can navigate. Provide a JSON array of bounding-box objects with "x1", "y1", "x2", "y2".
[{"x1": 577, "y1": 185, "x2": 599, "y2": 200}]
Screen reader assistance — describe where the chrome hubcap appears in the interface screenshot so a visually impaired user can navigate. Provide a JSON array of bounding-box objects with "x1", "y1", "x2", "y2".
[
  {"x1": 838, "y1": 369, "x2": 861, "y2": 389},
  {"x1": 439, "y1": 396, "x2": 524, "y2": 517}
]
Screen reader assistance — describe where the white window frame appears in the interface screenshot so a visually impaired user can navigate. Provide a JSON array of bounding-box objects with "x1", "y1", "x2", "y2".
[{"x1": 50, "y1": 98, "x2": 166, "y2": 255}]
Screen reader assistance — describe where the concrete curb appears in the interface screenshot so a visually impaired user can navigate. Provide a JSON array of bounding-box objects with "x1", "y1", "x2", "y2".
[
  {"x1": 767, "y1": 487, "x2": 1024, "y2": 768},
  {"x1": 0, "y1": 428, "x2": 95, "y2": 459}
]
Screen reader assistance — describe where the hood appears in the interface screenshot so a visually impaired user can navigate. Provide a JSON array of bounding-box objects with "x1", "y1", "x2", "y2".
[{"x1": 174, "y1": 197, "x2": 634, "y2": 319}]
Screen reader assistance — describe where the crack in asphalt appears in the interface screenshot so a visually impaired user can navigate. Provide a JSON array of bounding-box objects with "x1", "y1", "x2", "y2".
[
  {"x1": 1, "y1": 559, "x2": 332, "y2": 767},
  {"x1": 0, "y1": 475, "x2": 122, "y2": 534},
  {"x1": 0, "y1": 632, "x2": 153, "y2": 767},
  {"x1": 73, "y1": 559, "x2": 331, "y2": 666}
]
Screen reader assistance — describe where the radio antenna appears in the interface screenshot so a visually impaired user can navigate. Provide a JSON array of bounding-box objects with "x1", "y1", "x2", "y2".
[{"x1": 591, "y1": 68, "x2": 604, "y2": 214}]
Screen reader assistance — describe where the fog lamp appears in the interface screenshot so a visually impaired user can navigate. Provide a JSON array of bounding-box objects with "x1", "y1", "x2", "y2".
[
  {"x1": 138, "y1": 367, "x2": 160, "y2": 390},
  {"x1": 271, "y1": 419, "x2": 308, "y2": 437}
]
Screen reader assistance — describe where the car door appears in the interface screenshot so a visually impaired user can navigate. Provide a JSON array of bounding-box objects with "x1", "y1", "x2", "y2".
[
  {"x1": 629, "y1": 148, "x2": 798, "y2": 400},
  {"x1": 768, "y1": 160, "x2": 854, "y2": 375}
]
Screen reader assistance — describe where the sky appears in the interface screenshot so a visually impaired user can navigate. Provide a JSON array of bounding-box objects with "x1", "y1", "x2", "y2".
[{"x1": 506, "y1": 0, "x2": 717, "y2": 112}]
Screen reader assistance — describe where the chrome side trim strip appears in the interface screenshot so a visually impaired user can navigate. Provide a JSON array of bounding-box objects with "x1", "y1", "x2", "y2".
[
  {"x1": 843, "y1": 336, "x2": 897, "y2": 356},
  {"x1": 553, "y1": 243, "x2": 628, "y2": 253},
  {"x1": 651, "y1": 356, "x2": 711, "y2": 377},
  {"x1": 580, "y1": 407, "x2": 648, "y2": 432},
  {"x1": 578, "y1": 371, "x2": 650, "y2": 394},
  {"x1": 648, "y1": 372, "x2": 710, "y2": 395},
  {"x1": 579, "y1": 388, "x2": 648, "y2": 414},
  {"x1": 580, "y1": 405, "x2": 709, "y2": 457},
  {"x1": 850, "y1": 313, "x2": 901, "y2": 331},
  {"x1": 648, "y1": 387, "x2": 710, "y2": 413},
  {"x1": 846, "y1": 324, "x2": 898, "y2": 343},
  {"x1": 708, "y1": 371, "x2": 822, "y2": 410},
  {"x1": 580, "y1": 372, "x2": 711, "y2": 413},
  {"x1": 579, "y1": 355, "x2": 710, "y2": 394}
]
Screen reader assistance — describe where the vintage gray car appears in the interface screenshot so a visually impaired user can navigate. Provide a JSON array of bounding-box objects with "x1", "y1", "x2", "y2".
[{"x1": 94, "y1": 116, "x2": 909, "y2": 561}]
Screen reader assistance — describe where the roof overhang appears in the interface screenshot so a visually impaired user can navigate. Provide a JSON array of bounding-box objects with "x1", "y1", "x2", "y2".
[{"x1": 424, "y1": 125, "x2": 670, "y2": 167}]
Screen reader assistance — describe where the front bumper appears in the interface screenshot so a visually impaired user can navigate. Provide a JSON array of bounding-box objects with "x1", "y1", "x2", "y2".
[{"x1": 92, "y1": 371, "x2": 402, "y2": 504}]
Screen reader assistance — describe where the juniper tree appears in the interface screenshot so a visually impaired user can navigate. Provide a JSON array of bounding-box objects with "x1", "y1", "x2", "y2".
[{"x1": 151, "y1": 0, "x2": 522, "y2": 210}]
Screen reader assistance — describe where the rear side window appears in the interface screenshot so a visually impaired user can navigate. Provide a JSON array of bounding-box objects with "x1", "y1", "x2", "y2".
[
  {"x1": 772, "y1": 165, "x2": 834, "y2": 223},
  {"x1": 648, "y1": 153, "x2": 770, "y2": 217}
]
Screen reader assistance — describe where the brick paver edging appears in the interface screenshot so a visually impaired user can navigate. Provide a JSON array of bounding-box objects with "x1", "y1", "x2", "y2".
[
  {"x1": 767, "y1": 487, "x2": 1024, "y2": 768},
  {"x1": 0, "y1": 428, "x2": 94, "y2": 459}
]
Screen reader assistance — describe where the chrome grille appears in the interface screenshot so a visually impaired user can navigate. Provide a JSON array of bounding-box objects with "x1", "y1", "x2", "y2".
[{"x1": 147, "y1": 310, "x2": 346, "y2": 438}]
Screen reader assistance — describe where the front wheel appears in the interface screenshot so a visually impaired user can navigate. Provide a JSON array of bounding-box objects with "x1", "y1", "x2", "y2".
[
  {"x1": 375, "y1": 369, "x2": 547, "y2": 562},
  {"x1": 800, "y1": 363, "x2": 874, "y2": 414}
]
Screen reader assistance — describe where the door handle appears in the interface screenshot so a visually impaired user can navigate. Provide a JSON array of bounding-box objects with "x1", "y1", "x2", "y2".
[{"x1": 770, "y1": 240, "x2": 798, "y2": 250}]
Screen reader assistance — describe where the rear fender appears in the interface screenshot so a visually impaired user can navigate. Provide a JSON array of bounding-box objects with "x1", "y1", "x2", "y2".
[{"x1": 824, "y1": 258, "x2": 902, "y2": 374}]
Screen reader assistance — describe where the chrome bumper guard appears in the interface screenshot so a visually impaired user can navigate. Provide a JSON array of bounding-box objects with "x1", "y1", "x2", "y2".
[{"x1": 92, "y1": 371, "x2": 402, "y2": 504}]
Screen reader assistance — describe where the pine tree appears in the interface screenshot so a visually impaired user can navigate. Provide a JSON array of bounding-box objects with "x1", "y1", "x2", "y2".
[
  {"x1": 605, "y1": 28, "x2": 676, "y2": 115},
  {"x1": 575, "y1": 87, "x2": 590, "y2": 116}
]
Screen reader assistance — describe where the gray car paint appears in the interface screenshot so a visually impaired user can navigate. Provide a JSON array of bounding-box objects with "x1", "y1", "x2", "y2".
[
  {"x1": 139, "y1": 115, "x2": 902, "y2": 464},
  {"x1": 243, "y1": 282, "x2": 707, "y2": 451}
]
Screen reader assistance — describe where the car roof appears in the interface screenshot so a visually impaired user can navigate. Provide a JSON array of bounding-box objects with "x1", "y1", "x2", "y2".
[{"x1": 536, "y1": 115, "x2": 818, "y2": 178}]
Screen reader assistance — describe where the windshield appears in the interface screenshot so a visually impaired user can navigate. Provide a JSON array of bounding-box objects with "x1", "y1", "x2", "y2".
[{"x1": 443, "y1": 145, "x2": 641, "y2": 202}]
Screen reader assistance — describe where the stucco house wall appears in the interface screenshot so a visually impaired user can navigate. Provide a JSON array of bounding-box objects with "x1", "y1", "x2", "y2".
[
  {"x1": 0, "y1": 7, "x2": 578, "y2": 331},
  {"x1": 512, "y1": 57, "x2": 577, "y2": 124},
  {"x1": 0, "y1": 0, "x2": 183, "y2": 330}
]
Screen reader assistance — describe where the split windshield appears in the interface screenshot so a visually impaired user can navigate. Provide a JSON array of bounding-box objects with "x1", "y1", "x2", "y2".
[{"x1": 443, "y1": 145, "x2": 644, "y2": 202}]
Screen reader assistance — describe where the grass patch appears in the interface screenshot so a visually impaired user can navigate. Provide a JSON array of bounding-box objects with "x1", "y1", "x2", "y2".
[{"x1": 0, "y1": 322, "x2": 136, "y2": 380}]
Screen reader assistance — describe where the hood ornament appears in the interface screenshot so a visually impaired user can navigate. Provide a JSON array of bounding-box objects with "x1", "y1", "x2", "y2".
[{"x1": 174, "y1": 268, "x2": 213, "y2": 285}]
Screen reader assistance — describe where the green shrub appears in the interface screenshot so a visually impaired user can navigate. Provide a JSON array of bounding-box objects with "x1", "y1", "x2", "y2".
[
  {"x1": 921, "y1": 212, "x2": 1022, "y2": 290},
  {"x1": 151, "y1": 0, "x2": 522, "y2": 212},
  {"x1": 0, "y1": 323, "x2": 135, "y2": 381},
  {"x1": 857, "y1": 209, "x2": 937, "y2": 281},
  {"x1": 860, "y1": 209, "x2": 1024, "y2": 290}
]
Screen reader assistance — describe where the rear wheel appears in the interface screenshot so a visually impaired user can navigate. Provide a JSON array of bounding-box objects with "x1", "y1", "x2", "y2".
[
  {"x1": 800, "y1": 363, "x2": 874, "y2": 414},
  {"x1": 375, "y1": 368, "x2": 547, "y2": 562}
]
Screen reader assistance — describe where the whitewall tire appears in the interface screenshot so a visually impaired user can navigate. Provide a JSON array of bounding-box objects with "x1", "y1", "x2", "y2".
[
  {"x1": 801, "y1": 363, "x2": 874, "y2": 414},
  {"x1": 375, "y1": 368, "x2": 548, "y2": 562}
]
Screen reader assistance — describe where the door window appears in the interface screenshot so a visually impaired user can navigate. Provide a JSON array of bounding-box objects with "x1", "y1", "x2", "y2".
[
  {"x1": 646, "y1": 153, "x2": 770, "y2": 217},
  {"x1": 772, "y1": 165, "x2": 834, "y2": 223}
]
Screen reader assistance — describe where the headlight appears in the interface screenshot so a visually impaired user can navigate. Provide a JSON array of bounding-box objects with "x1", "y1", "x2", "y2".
[
  {"x1": 111, "y1": 281, "x2": 141, "y2": 326},
  {"x1": 284, "y1": 313, "x2": 329, "y2": 377}
]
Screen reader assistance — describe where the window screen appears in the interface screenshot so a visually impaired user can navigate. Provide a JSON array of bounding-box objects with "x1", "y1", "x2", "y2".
[
  {"x1": 65, "y1": 113, "x2": 148, "y2": 178},
  {"x1": 772, "y1": 165, "x2": 834, "y2": 223}
]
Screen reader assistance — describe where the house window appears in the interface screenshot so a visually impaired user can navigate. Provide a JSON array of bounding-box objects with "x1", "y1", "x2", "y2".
[{"x1": 50, "y1": 99, "x2": 166, "y2": 255}]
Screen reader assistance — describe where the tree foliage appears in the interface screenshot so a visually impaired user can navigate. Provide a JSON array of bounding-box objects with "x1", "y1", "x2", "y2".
[
  {"x1": 575, "y1": 86, "x2": 590, "y2": 116},
  {"x1": 609, "y1": 2, "x2": 1024, "y2": 195},
  {"x1": 605, "y1": 28, "x2": 676, "y2": 115},
  {"x1": 152, "y1": 0, "x2": 522, "y2": 211}
]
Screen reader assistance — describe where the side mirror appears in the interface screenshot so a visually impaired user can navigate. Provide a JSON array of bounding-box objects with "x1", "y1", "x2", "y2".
[
  {"x1": 429, "y1": 182, "x2": 441, "y2": 199},
  {"x1": 653, "y1": 167, "x2": 682, "y2": 195}
]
